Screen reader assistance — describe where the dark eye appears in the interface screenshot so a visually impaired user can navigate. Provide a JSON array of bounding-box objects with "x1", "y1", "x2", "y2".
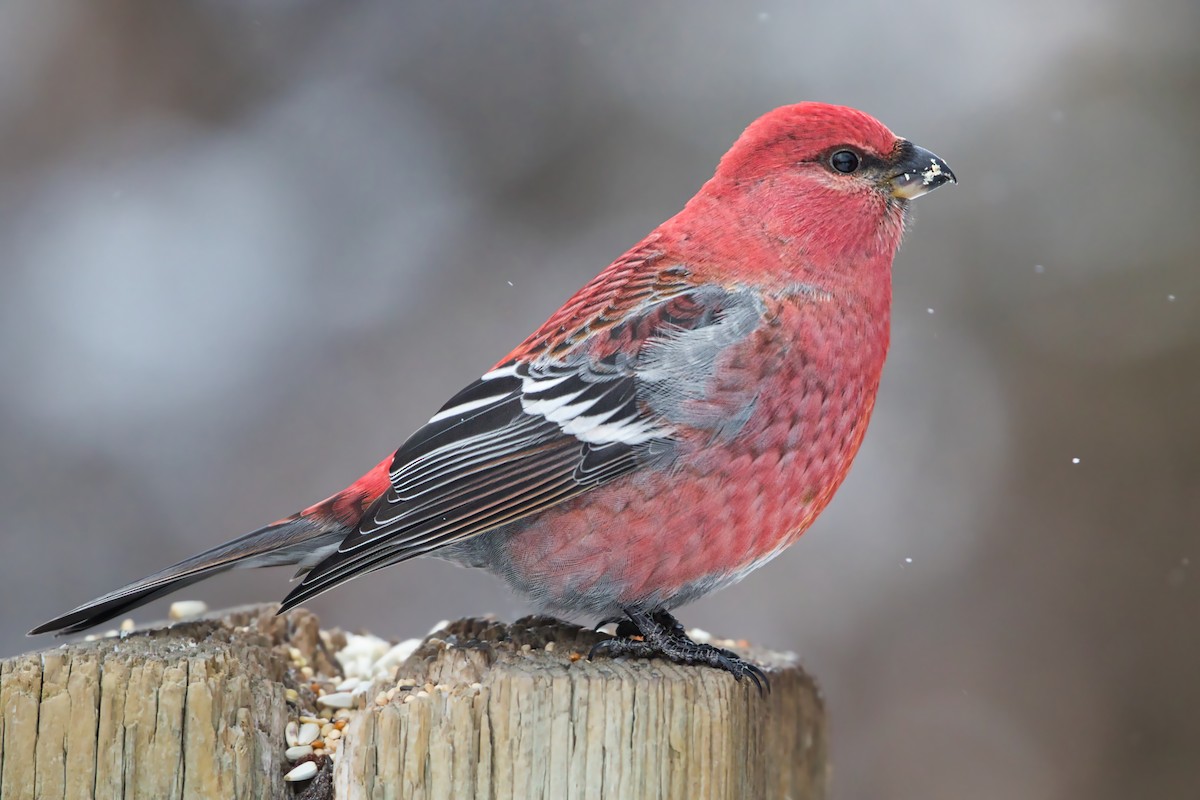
[{"x1": 830, "y1": 149, "x2": 860, "y2": 174}]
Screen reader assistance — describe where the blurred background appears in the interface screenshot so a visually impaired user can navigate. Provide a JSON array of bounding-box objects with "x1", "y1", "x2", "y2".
[{"x1": 1, "y1": 1, "x2": 1197, "y2": 797}]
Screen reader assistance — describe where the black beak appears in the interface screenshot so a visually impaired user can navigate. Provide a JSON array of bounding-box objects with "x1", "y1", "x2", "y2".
[{"x1": 887, "y1": 140, "x2": 956, "y2": 200}]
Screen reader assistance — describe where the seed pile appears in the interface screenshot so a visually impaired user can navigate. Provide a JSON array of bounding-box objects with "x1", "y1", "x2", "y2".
[
  {"x1": 281, "y1": 645, "x2": 361, "y2": 782},
  {"x1": 279, "y1": 625, "x2": 440, "y2": 787}
]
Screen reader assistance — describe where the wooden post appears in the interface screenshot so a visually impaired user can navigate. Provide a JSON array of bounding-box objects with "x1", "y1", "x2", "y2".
[{"x1": 1, "y1": 606, "x2": 827, "y2": 799}]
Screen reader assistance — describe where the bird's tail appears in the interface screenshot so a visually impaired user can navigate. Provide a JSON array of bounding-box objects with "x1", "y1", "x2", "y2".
[{"x1": 28, "y1": 516, "x2": 345, "y2": 636}]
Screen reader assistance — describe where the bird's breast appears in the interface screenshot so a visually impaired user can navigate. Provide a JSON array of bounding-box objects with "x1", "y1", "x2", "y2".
[{"x1": 685, "y1": 289, "x2": 889, "y2": 520}]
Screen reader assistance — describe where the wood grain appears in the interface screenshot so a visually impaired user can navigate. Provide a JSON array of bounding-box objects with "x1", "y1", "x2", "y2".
[{"x1": 1, "y1": 608, "x2": 826, "y2": 799}]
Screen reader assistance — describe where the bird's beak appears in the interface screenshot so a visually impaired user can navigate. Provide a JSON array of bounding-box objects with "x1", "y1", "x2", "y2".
[{"x1": 887, "y1": 141, "x2": 956, "y2": 200}]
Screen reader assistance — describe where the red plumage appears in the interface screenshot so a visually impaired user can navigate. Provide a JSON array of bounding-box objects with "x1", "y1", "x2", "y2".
[{"x1": 31, "y1": 103, "x2": 954, "y2": 682}]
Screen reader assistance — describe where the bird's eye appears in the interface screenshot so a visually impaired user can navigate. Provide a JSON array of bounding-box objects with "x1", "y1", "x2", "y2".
[{"x1": 830, "y1": 150, "x2": 860, "y2": 174}]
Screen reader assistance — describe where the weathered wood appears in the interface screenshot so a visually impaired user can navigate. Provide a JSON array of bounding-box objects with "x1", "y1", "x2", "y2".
[
  {"x1": 1, "y1": 607, "x2": 322, "y2": 800},
  {"x1": 0, "y1": 607, "x2": 827, "y2": 799}
]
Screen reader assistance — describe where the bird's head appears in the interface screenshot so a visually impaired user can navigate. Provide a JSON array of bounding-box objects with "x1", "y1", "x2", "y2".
[
  {"x1": 712, "y1": 102, "x2": 955, "y2": 203},
  {"x1": 698, "y1": 102, "x2": 955, "y2": 274}
]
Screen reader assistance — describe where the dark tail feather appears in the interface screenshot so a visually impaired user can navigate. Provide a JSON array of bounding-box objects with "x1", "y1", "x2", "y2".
[{"x1": 29, "y1": 517, "x2": 345, "y2": 636}]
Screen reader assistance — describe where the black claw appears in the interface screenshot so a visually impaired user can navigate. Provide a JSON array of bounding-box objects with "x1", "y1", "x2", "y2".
[
  {"x1": 700, "y1": 645, "x2": 769, "y2": 695},
  {"x1": 587, "y1": 638, "x2": 612, "y2": 661},
  {"x1": 734, "y1": 660, "x2": 769, "y2": 695}
]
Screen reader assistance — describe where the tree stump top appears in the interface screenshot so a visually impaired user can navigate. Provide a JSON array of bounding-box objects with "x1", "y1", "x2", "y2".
[{"x1": 1, "y1": 606, "x2": 827, "y2": 799}]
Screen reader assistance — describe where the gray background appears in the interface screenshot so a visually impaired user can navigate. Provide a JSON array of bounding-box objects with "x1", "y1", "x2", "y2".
[{"x1": 2, "y1": 2, "x2": 1198, "y2": 798}]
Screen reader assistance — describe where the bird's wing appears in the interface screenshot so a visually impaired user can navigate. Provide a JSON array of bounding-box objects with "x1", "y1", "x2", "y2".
[{"x1": 280, "y1": 254, "x2": 767, "y2": 610}]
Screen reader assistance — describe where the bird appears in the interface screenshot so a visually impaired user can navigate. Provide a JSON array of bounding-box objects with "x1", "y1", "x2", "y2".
[{"x1": 31, "y1": 102, "x2": 955, "y2": 688}]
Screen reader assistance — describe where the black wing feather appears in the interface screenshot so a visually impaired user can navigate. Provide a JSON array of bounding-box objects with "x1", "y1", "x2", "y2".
[{"x1": 278, "y1": 367, "x2": 662, "y2": 611}]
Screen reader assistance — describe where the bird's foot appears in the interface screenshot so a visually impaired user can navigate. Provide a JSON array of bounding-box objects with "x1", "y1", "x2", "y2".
[{"x1": 589, "y1": 608, "x2": 768, "y2": 694}]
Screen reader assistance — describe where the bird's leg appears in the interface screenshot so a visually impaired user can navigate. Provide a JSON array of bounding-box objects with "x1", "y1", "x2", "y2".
[
  {"x1": 589, "y1": 608, "x2": 768, "y2": 693},
  {"x1": 648, "y1": 609, "x2": 688, "y2": 636}
]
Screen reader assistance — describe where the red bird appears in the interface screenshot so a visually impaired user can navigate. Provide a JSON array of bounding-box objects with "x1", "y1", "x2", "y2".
[{"x1": 32, "y1": 103, "x2": 954, "y2": 686}]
